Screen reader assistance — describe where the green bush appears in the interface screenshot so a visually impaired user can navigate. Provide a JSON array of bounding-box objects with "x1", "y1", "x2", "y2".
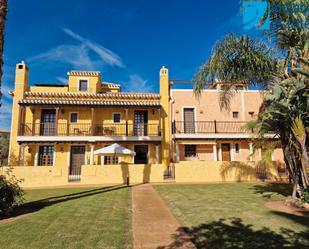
[
  {"x1": 300, "y1": 188, "x2": 309, "y2": 204},
  {"x1": 0, "y1": 169, "x2": 24, "y2": 215}
]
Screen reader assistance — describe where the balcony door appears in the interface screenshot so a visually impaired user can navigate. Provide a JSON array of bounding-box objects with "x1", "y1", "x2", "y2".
[
  {"x1": 40, "y1": 109, "x2": 56, "y2": 136},
  {"x1": 134, "y1": 111, "x2": 148, "y2": 136},
  {"x1": 183, "y1": 108, "x2": 195, "y2": 133}
]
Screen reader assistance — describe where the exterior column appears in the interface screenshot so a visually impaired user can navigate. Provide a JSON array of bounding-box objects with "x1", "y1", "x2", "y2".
[
  {"x1": 18, "y1": 106, "x2": 24, "y2": 135},
  {"x1": 249, "y1": 142, "x2": 253, "y2": 161},
  {"x1": 213, "y1": 143, "x2": 217, "y2": 161},
  {"x1": 231, "y1": 143, "x2": 235, "y2": 161},
  {"x1": 155, "y1": 145, "x2": 159, "y2": 164},
  {"x1": 31, "y1": 107, "x2": 36, "y2": 135},
  {"x1": 53, "y1": 145, "x2": 56, "y2": 166},
  {"x1": 19, "y1": 144, "x2": 25, "y2": 166},
  {"x1": 55, "y1": 107, "x2": 59, "y2": 135},
  {"x1": 125, "y1": 109, "x2": 129, "y2": 136},
  {"x1": 34, "y1": 145, "x2": 38, "y2": 166},
  {"x1": 175, "y1": 143, "x2": 180, "y2": 163},
  {"x1": 158, "y1": 108, "x2": 161, "y2": 136},
  {"x1": 90, "y1": 144, "x2": 94, "y2": 165},
  {"x1": 218, "y1": 143, "x2": 222, "y2": 161},
  {"x1": 91, "y1": 108, "x2": 95, "y2": 135}
]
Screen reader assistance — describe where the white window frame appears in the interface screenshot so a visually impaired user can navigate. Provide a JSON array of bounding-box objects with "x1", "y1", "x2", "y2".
[
  {"x1": 78, "y1": 78, "x2": 89, "y2": 92},
  {"x1": 69, "y1": 112, "x2": 79, "y2": 124},
  {"x1": 112, "y1": 112, "x2": 122, "y2": 124}
]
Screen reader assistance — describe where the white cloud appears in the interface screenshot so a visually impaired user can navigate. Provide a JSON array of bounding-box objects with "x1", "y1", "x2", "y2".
[
  {"x1": 56, "y1": 77, "x2": 68, "y2": 84},
  {"x1": 122, "y1": 74, "x2": 153, "y2": 93},
  {"x1": 29, "y1": 28, "x2": 124, "y2": 70},
  {"x1": 29, "y1": 44, "x2": 102, "y2": 70},
  {"x1": 63, "y1": 28, "x2": 124, "y2": 68}
]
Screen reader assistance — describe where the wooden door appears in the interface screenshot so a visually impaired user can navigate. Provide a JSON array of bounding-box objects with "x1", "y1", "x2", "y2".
[
  {"x1": 221, "y1": 143, "x2": 231, "y2": 161},
  {"x1": 134, "y1": 111, "x2": 148, "y2": 136},
  {"x1": 40, "y1": 109, "x2": 56, "y2": 135},
  {"x1": 183, "y1": 108, "x2": 195, "y2": 133},
  {"x1": 69, "y1": 146, "x2": 85, "y2": 181}
]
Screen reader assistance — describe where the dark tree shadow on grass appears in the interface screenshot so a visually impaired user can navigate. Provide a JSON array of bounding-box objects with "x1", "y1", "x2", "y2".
[
  {"x1": 0, "y1": 184, "x2": 130, "y2": 220},
  {"x1": 253, "y1": 183, "x2": 292, "y2": 199},
  {"x1": 158, "y1": 218, "x2": 309, "y2": 249}
]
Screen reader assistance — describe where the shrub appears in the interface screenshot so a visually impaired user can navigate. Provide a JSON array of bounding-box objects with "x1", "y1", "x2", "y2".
[
  {"x1": 300, "y1": 188, "x2": 309, "y2": 204},
  {"x1": 0, "y1": 168, "x2": 24, "y2": 215}
]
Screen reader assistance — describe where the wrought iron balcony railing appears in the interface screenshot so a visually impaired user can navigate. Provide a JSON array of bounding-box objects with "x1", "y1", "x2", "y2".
[
  {"x1": 172, "y1": 121, "x2": 253, "y2": 134},
  {"x1": 19, "y1": 122, "x2": 161, "y2": 137}
]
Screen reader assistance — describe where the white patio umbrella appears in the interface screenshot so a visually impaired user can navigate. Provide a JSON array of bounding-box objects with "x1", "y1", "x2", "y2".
[{"x1": 94, "y1": 143, "x2": 136, "y2": 156}]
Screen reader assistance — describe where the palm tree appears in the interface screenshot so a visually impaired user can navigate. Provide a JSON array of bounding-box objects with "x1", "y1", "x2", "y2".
[
  {"x1": 194, "y1": 0, "x2": 309, "y2": 198},
  {"x1": 0, "y1": 0, "x2": 8, "y2": 107}
]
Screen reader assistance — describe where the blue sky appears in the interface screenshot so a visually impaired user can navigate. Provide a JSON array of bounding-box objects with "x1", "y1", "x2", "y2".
[{"x1": 0, "y1": 0, "x2": 259, "y2": 129}]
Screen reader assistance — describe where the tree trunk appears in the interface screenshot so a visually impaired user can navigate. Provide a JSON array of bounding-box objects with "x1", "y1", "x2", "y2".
[
  {"x1": 282, "y1": 139, "x2": 302, "y2": 199},
  {"x1": 0, "y1": 0, "x2": 8, "y2": 107},
  {"x1": 301, "y1": 143, "x2": 309, "y2": 187}
]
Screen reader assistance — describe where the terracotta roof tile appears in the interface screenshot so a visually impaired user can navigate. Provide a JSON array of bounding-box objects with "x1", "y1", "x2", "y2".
[{"x1": 18, "y1": 99, "x2": 161, "y2": 107}]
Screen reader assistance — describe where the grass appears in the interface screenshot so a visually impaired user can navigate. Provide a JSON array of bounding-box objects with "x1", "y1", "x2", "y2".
[
  {"x1": 155, "y1": 183, "x2": 309, "y2": 248},
  {"x1": 0, "y1": 185, "x2": 132, "y2": 249}
]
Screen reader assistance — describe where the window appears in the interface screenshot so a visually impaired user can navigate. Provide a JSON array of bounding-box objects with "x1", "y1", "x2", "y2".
[
  {"x1": 232, "y1": 112, "x2": 239, "y2": 119},
  {"x1": 235, "y1": 85, "x2": 244, "y2": 90},
  {"x1": 104, "y1": 156, "x2": 119, "y2": 165},
  {"x1": 70, "y1": 113, "x2": 78, "y2": 123},
  {"x1": 79, "y1": 79, "x2": 88, "y2": 91},
  {"x1": 249, "y1": 112, "x2": 255, "y2": 118},
  {"x1": 38, "y1": 146, "x2": 54, "y2": 166},
  {"x1": 185, "y1": 145, "x2": 196, "y2": 158},
  {"x1": 235, "y1": 143, "x2": 240, "y2": 153},
  {"x1": 113, "y1": 113, "x2": 121, "y2": 123}
]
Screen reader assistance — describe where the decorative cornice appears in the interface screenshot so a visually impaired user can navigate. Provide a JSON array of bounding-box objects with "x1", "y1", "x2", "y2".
[
  {"x1": 18, "y1": 99, "x2": 161, "y2": 107},
  {"x1": 101, "y1": 82, "x2": 121, "y2": 89},
  {"x1": 67, "y1": 71, "x2": 101, "y2": 76}
]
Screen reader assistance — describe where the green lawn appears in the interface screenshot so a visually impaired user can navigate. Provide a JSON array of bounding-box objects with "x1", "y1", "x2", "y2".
[
  {"x1": 0, "y1": 185, "x2": 132, "y2": 249},
  {"x1": 155, "y1": 183, "x2": 309, "y2": 249}
]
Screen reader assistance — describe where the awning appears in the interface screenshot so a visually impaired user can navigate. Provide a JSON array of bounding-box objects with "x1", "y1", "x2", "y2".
[{"x1": 94, "y1": 143, "x2": 136, "y2": 156}]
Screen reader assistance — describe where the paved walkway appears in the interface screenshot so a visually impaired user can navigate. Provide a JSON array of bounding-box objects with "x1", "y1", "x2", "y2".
[{"x1": 132, "y1": 184, "x2": 196, "y2": 249}]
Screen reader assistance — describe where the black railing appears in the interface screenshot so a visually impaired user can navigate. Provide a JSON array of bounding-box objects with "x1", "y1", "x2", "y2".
[
  {"x1": 19, "y1": 122, "x2": 161, "y2": 137},
  {"x1": 172, "y1": 121, "x2": 252, "y2": 134}
]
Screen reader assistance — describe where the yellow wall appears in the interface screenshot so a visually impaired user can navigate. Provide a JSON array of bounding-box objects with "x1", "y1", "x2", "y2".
[
  {"x1": 1, "y1": 164, "x2": 165, "y2": 188},
  {"x1": 81, "y1": 164, "x2": 164, "y2": 185},
  {"x1": 68, "y1": 74, "x2": 101, "y2": 93},
  {"x1": 174, "y1": 161, "x2": 281, "y2": 183},
  {"x1": 0, "y1": 166, "x2": 69, "y2": 188}
]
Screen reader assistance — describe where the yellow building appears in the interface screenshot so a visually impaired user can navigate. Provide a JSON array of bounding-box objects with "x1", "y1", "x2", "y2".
[
  {"x1": 6, "y1": 61, "x2": 285, "y2": 187},
  {"x1": 8, "y1": 62, "x2": 170, "y2": 182}
]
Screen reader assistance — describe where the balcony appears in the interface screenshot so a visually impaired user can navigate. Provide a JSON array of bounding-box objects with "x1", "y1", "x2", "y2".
[
  {"x1": 19, "y1": 122, "x2": 161, "y2": 137},
  {"x1": 172, "y1": 121, "x2": 252, "y2": 134}
]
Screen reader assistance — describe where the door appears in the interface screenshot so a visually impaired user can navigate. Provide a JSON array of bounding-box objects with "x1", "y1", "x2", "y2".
[
  {"x1": 40, "y1": 109, "x2": 56, "y2": 135},
  {"x1": 183, "y1": 108, "x2": 195, "y2": 133},
  {"x1": 221, "y1": 143, "x2": 231, "y2": 161},
  {"x1": 134, "y1": 145, "x2": 148, "y2": 164},
  {"x1": 69, "y1": 146, "x2": 85, "y2": 181},
  {"x1": 134, "y1": 111, "x2": 148, "y2": 136}
]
